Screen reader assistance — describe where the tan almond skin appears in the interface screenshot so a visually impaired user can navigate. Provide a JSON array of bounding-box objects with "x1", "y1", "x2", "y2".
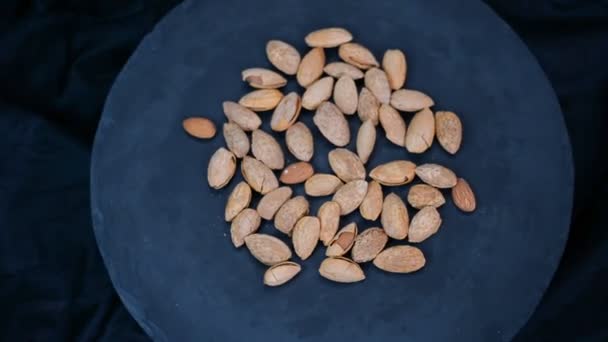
[
  {"x1": 222, "y1": 101, "x2": 261, "y2": 131},
  {"x1": 328, "y1": 148, "x2": 366, "y2": 182},
  {"x1": 318, "y1": 201, "x2": 341, "y2": 246},
  {"x1": 332, "y1": 180, "x2": 368, "y2": 216},
  {"x1": 302, "y1": 76, "x2": 334, "y2": 110},
  {"x1": 285, "y1": 122, "x2": 314, "y2": 161},
  {"x1": 369, "y1": 160, "x2": 416, "y2": 186},
  {"x1": 313, "y1": 101, "x2": 350, "y2": 147},
  {"x1": 271, "y1": 92, "x2": 302, "y2": 132},
  {"x1": 292, "y1": 216, "x2": 321, "y2": 260},
  {"x1": 241, "y1": 156, "x2": 279, "y2": 194},
  {"x1": 223, "y1": 123, "x2": 250, "y2": 158},
  {"x1": 264, "y1": 261, "x2": 301, "y2": 287},
  {"x1": 256, "y1": 187, "x2": 293, "y2": 220},
  {"x1": 358, "y1": 87, "x2": 380, "y2": 125},
  {"x1": 225, "y1": 181, "x2": 252, "y2": 222},
  {"x1": 356, "y1": 120, "x2": 376, "y2": 164},
  {"x1": 333, "y1": 76, "x2": 358, "y2": 115},
  {"x1": 279, "y1": 162, "x2": 314, "y2": 184},
  {"x1": 207, "y1": 148, "x2": 236, "y2": 189},
  {"x1": 405, "y1": 108, "x2": 435, "y2": 153},
  {"x1": 305, "y1": 27, "x2": 353, "y2": 47},
  {"x1": 435, "y1": 111, "x2": 463, "y2": 154},
  {"x1": 351, "y1": 227, "x2": 388, "y2": 263},
  {"x1": 408, "y1": 206, "x2": 442, "y2": 243},
  {"x1": 338, "y1": 43, "x2": 379, "y2": 69},
  {"x1": 274, "y1": 196, "x2": 309, "y2": 235},
  {"x1": 364, "y1": 68, "x2": 391, "y2": 104},
  {"x1": 382, "y1": 49, "x2": 407, "y2": 90},
  {"x1": 266, "y1": 40, "x2": 301, "y2": 75},
  {"x1": 239, "y1": 89, "x2": 283, "y2": 112},
  {"x1": 373, "y1": 245, "x2": 425, "y2": 273},
  {"x1": 183, "y1": 117, "x2": 216, "y2": 139},
  {"x1": 390, "y1": 89, "x2": 434, "y2": 112},
  {"x1": 244, "y1": 234, "x2": 292, "y2": 266},
  {"x1": 381, "y1": 193, "x2": 409, "y2": 240},
  {"x1": 379, "y1": 104, "x2": 406, "y2": 147},
  {"x1": 324, "y1": 62, "x2": 364, "y2": 80},
  {"x1": 241, "y1": 68, "x2": 287, "y2": 89},
  {"x1": 319, "y1": 257, "x2": 365, "y2": 283},
  {"x1": 251, "y1": 129, "x2": 285, "y2": 170},
  {"x1": 415, "y1": 163, "x2": 458, "y2": 188},
  {"x1": 407, "y1": 184, "x2": 445, "y2": 209},
  {"x1": 230, "y1": 209, "x2": 261, "y2": 247},
  {"x1": 297, "y1": 47, "x2": 325, "y2": 87},
  {"x1": 305, "y1": 174, "x2": 344, "y2": 197},
  {"x1": 326, "y1": 223, "x2": 357, "y2": 257},
  {"x1": 359, "y1": 180, "x2": 383, "y2": 221},
  {"x1": 452, "y1": 178, "x2": 476, "y2": 212}
]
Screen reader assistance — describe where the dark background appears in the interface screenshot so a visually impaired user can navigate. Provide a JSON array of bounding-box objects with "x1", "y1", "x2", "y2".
[{"x1": 0, "y1": 1, "x2": 606, "y2": 341}]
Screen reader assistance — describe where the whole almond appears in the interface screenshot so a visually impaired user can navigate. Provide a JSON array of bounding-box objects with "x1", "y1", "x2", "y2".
[
  {"x1": 313, "y1": 101, "x2": 350, "y2": 147},
  {"x1": 364, "y1": 68, "x2": 391, "y2": 104},
  {"x1": 409, "y1": 206, "x2": 442, "y2": 243},
  {"x1": 239, "y1": 89, "x2": 283, "y2": 112},
  {"x1": 360, "y1": 180, "x2": 383, "y2": 221},
  {"x1": 358, "y1": 87, "x2": 380, "y2": 125},
  {"x1": 305, "y1": 174, "x2": 344, "y2": 197},
  {"x1": 452, "y1": 178, "x2": 476, "y2": 212},
  {"x1": 326, "y1": 223, "x2": 357, "y2": 256},
  {"x1": 266, "y1": 40, "x2": 301, "y2": 75},
  {"x1": 318, "y1": 201, "x2": 341, "y2": 246},
  {"x1": 264, "y1": 261, "x2": 301, "y2": 287},
  {"x1": 332, "y1": 180, "x2": 368, "y2": 216},
  {"x1": 405, "y1": 108, "x2": 435, "y2": 153},
  {"x1": 319, "y1": 257, "x2": 365, "y2": 283},
  {"x1": 338, "y1": 43, "x2": 379, "y2": 69},
  {"x1": 257, "y1": 186, "x2": 293, "y2": 220},
  {"x1": 324, "y1": 62, "x2": 364, "y2": 80},
  {"x1": 244, "y1": 234, "x2": 292, "y2": 266},
  {"x1": 435, "y1": 111, "x2": 462, "y2": 154},
  {"x1": 230, "y1": 209, "x2": 261, "y2": 247},
  {"x1": 223, "y1": 123, "x2": 250, "y2": 158},
  {"x1": 381, "y1": 193, "x2": 409, "y2": 240},
  {"x1": 183, "y1": 117, "x2": 216, "y2": 139},
  {"x1": 297, "y1": 47, "x2": 325, "y2": 87},
  {"x1": 328, "y1": 148, "x2": 366, "y2": 182},
  {"x1": 251, "y1": 129, "x2": 284, "y2": 170},
  {"x1": 373, "y1": 245, "x2": 425, "y2": 273},
  {"x1": 225, "y1": 181, "x2": 252, "y2": 222},
  {"x1": 379, "y1": 104, "x2": 406, "y2": 146},
  {"x1": 207, "y1": 147, "x2": 236, "y2": 189},
  {"x1": 274, "y1": 196, "x2": 309, "y2": 235},
  {"x1": 351, "y1": 228, "x2": 388, "y2": 263},
  {"x1": 382, "y1": 49, "x2": 407, "y2": 90},
  {"x1": 292, "y1": 216, "x2": 321, "y2": 260},
  {"x1": 241, "y1": 156, "x2": 279, "y2": 194},
  {"x1": 390, "y1": 89, "x2": 434, "y2": 112},
  {"x1": 241, "y1": 68, "x2": 287, "y2": 89},
  {"x1": 356, "y1": 120, "x2": 376, "y2": 164},
  {"x1": 415, "y1": 163, "x2": 458, "y2": 188},
  {"x1": 285, "y1": 122, "x2": 314, "y2": 161},
  {"x1": 271, "y1": 92, "x2": 302, "y2": 132},
  {"x1": 280, "y1": 162, "x2": 314, "y2": 184},
  {"x1": 407, "y1": 184, "x2": 445, "y2": 209},
  {"x1": 302, "y1": 76, "x2": 334, "y2": 110},
  {"x1": 305, "y1": 27, "x2": 353, "y2": 47},
  {"x1": 222, "y1": 101, "x2": 261, "y2": 131},
  {"x1": 369, "y1": 160, "x2": 416, "y2": 186},
  {"x1": 333, "y1": 76, "x2": 358, "y2": 115}
]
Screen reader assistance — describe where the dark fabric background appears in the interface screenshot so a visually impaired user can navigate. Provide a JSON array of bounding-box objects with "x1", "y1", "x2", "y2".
[{"x1": 0, "y1": 1, "x2": 606, "y2": 341}]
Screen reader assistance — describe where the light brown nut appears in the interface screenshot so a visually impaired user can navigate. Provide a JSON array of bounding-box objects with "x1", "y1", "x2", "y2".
[
  {"x1": 323, "y1": 62, "x2": 364, "y2": 80},
  {"x1": 328, "y1": 148, "x2": 366, "y2": 182},
  {"x1": 251, "y1": 130, "x2": 284, "y2": 170},
  {"x1": 452, "y1": 178, "x2": 476, "y2": 212},
  {"x1": 379, "y1": 104, "x2": 406, "y2": 147},
  {"x1": 264, "y1": 261, "x2": 301, "y2": 287},
  {"x1": 305, "y1": 174, "x2": 344, "y2": 197},
  {"x1": 225, "y1": 181, "x2": 252, "y2": 222},
  {"x1": 369, "y1": 160, "x2": 416, "y2": 186},
  {"x1": 297, "y1": 47, "x2": 325, "y2": 87},
  {"x1": 223, "y1": 123, "x2": 250, "y2": 158},
  {"x1": 318, "y1": 201, "x2": 341, "y2": 246},
  {"x1": 241, "y1": 156, "x2": 279, "y2": 194},
  {"x1": 319, "y1": 257, "x2": 365, "y2": 283},
  {"x1": 305, "y1": 27, "x2": 353, "y2": 47},
  {"x1": 279, "y1": 162, "x2": 314, "y2": 184},
  {"x1": 302, "y1": 76, "x2": 334, "y2": 110},
  {"x1": 241, "y1": 68, "x2": 287, "y2": 89},
  {"x1": 313, "y1": 101, "x2": 350, "y2": 147},
  {"x1": 356, "y1": 120, "x2": 376, "y2": 164},
  {"x1": 183, "y1": 117, "x2": 216, "y2": 139},
  {"x1": 382, "y1": 49, "x2": 407, "y2": 90},
  {"x1": 266, "y1": 40, "x2": 301, "y2": 75},
  {"x1": 390, "y1": 89, "x2": 434, "y2": 112},
  {"x1": 364, "y1": 68, "x2": 391, "y2": 104},
  {"x1": 360, "y1": 180, "x2": 383, "y2": 221},
  {"x1": 381, "y1": 193, "x2": 409, "y2": 240},
  {"x1": 274, "y1": 196, "x2": 309, "y2": 235},
  {"x1": 270, "y1": 92, "x2": 302, "y2": 132},
  {"x1": 239, "y1": 89, "x2": 283, "y2": 112},
  {"x1": 244, "y1": 234, "x2": 292, "y2": 266},
  {"x1": 292, "y1": 216, "x2": 321, "y2": 260},
  {"x1": 408, "y1": 206, "x2": 442, "y2": 243},
  {"x1": 222, "y1": 101, "x2": 262, "y2": 131},
  {"x1": 256, "y1": 186, "x2": 293, "y2": 220},
  {"x1": 230, "y1": 209, "x2": 261, "y2": 247},
  {"x1": 338, "y1": 43, "x2": 379, "y2": 69},
  {"x1": 357, "y1": 87, "x2": 380, "y2": 125},
  {"x1": 373, "y1": 245, "x2": 425, "y2": 273},
  {"x1": 207, "y1": 147, "x2": 236, "y2": 189},
  {"x1": 407, "y1": 184, "x2": 445, "y2": 209},
  {"x1": 333, "y1": 76, "x2": 358, "y2": 115},
  {"x1": 326, "y1": 223, "x2": 357, "y2": 256},
  {"x1": 285, "y1": 122, "x2": 314, "y2": 161},
  {"x1": 332, "y1": 180, "x2": 368, "y2": 216},
  {"x1": 435, "y1": 111, "x2": 462, "y2": 154},
  {"x1": 415, "y1": 163, "x2": 458, "y2": 188},
  {"x1": 405, "y1": 108, "x2": 435, "y2": 153},
  {"x1": 351, "y1": 228, "x2": 388, "y2": 263}
]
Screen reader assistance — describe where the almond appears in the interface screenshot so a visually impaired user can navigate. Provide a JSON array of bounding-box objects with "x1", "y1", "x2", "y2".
[
  {"x1": 381, "y1": 193, "x2": 409, "y2": 239},
  {"x1": 279, "y1": 162, "x2": 314, "y2": 184},
  {"x1": 328, "y1": 148, "x2": 366, "y2": 182},
  {"x1": 359, "y1": 180, "x2": 383, "y2": 221},
  {"x1": 302, "y1": 76, "x2": 334, "y2": 110},
  {"x1": 266, "y1": 40, "x2": 301, "y2": 75},
  {"x1": 318, "y1": 201, "x2": 341, "y2": 246},
  {"x1": 373, "y1": 245, "x2": 425, "y2": 273},
  {"x1": 407, "y1": 184, "x2": 445, "y2": 209},
  {"x1": 274, "y1": 196, "x2": 309, "y2": 235},
  {"x1": 333, "y1": 76, "x2": 358, "y2": 115},
  {"x1": 357, "y1": 87, "x2": 380, "y2": 125},
  {"x1": 382, "y1": 49, "x2": 407, "y2": 90},
  {"x1": 452, "y1": 178, "x2": 476, "y2": 212},
  {"x1": 256, "y1": 186, "x2": 293, "y2": 220},
  {"x1": 319, "y1": 257, "x2": 365, "y2": 283},
  {"x1": 415, "y1": 163, "x2": 457, "y2": 188},
  {"x1": 230, "y1": 209, "x2": 261, "y2": 247},
  {"x1": 408, "y1": 206, "x2": 442, "y2": 243},
  {"x1": 332, "y1": 180, "x2": 368, "y2": 216},
  {"x1": 297, "y1": 47, "x2": 325, "y2": 87},
  {"x1": 323, "y1": 62, "x2": 364, "y2": 80},
  {"x1": 313, "y1": 101, "x2": 350, "y2": 147},
  {"x1": 225, "y1": 181, "x2": 252, "y2": 222},
  {"x1": 239, "y1": 89, "x2": 283, "y2": 112},
  {"x1": 338, "y1": 43, "x2": 379, "y2": 69},
  {"x1": 292, "y1": 216, "x2": 321, "y2": 260},
  {"x1": 379, "y1": 104, "x2": 406, "y2": 147},
  {"x1": 435, "y1": 111, "x2": 462, "y2": 154},
  {"x1": 390, "y1": 89, "x2": 434, "y2": 112},
  {"x1": 244, "y1": 234, "x2": 292, "y2": 266},
  {"x1": 264, "y1": 261, "x2": 301, "y2": 287},
  {"x1": 304, "y1": 174, "x2": 344, "y2": 197},
  {"x1": 207, "y1": 147, "x2": 236, "y2": 189},
  {"x1": 223, "y1": 123, "x2": 250, "y2": 158},
  {"x1": 305, "y1": 27, "x2": 353, "y2": 47},
  {"x1": 364, "y1": 68, "x2": 391, "y2": 104},
  {"x1": 351, "y1": 228, "x2": 388, "y2": 263},
  {"x1": 356, "y1": 119, "x2": 376, "y2": 164},
  {"x1": 270, "y1": 92, "x2": 302, "y2": 132},
  {"x1": 285, "y1": 122, "x2": 314, "y2": 161},
  {"x1": 369, "y1": 160, "x2": 416, "y2": 186},
  {"x1": 405, "y1": 107, "x2": 435, "y2": 153},
  {"x1": 241, "y1": 68, "x2": 287, "y2": 89},
  {"x1": 222, "y1": 101, "x2": 261, "y2": 131},
  {"x1": 182, "y1": 117, "x2": 216, "y2": 139},
  {"x1": 241, "y1": 156, "x2": 279, "y2": 194},
  {"x1": 326, "y1": 223, "x2": 357, "y2": 257},
  {"x1": 251, "y1": 130, "x2": 284, "y2": 170}
]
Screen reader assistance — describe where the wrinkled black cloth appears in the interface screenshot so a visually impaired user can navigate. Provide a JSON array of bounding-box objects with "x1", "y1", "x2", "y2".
[{"x1": 0, "y1": 1, "x2": 606, "y2": 341}]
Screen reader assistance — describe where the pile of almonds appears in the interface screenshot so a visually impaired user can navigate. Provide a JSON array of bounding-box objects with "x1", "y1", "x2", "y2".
[{"x1": 183, "y1": 27, "x2": 477, "y2": 287}]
